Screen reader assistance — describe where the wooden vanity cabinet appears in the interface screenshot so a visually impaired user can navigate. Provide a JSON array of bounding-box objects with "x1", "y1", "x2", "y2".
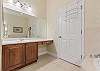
[
  {"x1": 25, "y1": 42, "x2": 38, "y2": 64},
  {"x1": 2, "y1": 44, "x2": 25, "y2": 71},
  {"x1": 2, "y1": 42, "x2": 38, "y2": 71}
]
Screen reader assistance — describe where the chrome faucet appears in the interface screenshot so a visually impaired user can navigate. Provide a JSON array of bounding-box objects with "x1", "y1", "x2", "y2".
[{"x1": 27, "y1": 27, "x2": 31, "y2": 38}]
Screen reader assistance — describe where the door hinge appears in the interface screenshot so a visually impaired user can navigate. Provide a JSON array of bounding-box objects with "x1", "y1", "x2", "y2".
[
  {"x1": 81, "y1": 29, "x2": 82, "y2": 35},
  {"x1": 58, "y1": 36, "x2": 62, "y2": 38},
  {"x1": 81, "y1": 5, "x2": 82, "y2": 10},
  {"x1": 81, "y1": 55, "x2": 83, "y2": 59}
]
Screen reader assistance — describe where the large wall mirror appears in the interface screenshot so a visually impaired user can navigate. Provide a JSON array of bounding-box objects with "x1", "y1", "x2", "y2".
[
  {"x1": 2, "y1": 0, "x2": 47, "y2": 39},
  {"x1": 3, "y1": 11, "x2": 30, "y2": 38}
]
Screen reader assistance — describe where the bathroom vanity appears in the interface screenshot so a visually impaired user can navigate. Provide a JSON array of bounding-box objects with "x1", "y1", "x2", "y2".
[
  {"x1": 1, "y1": 1, "x2": 52, "y2": 71},
  {"x1": 2, "y1": 38, "x2": 53, "y2": 71}
]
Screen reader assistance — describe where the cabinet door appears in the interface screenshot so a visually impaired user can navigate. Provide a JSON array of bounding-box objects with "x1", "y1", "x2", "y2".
[
  {"x1": 26, "y1": 42, "x2": 38, "y2": 64},
  {"x1": 2, "y1": 44, "x2": 25, "y2": 71}
]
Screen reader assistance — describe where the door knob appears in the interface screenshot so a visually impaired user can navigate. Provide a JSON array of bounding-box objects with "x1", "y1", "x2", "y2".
[{"x1": 58, "y1": 36, "x2": 62, "y2": 38}]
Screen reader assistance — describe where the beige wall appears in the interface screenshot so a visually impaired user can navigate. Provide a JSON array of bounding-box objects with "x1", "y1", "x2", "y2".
[
  {"x1": 4, "y1": 13, "x2": 29, "y2": 38},
  {"x1": 32, "y1": 0, "x2": 47, "y2": 18},
  {"x1": 85, "y1": 0, "x2": 100, "y2": 56}
]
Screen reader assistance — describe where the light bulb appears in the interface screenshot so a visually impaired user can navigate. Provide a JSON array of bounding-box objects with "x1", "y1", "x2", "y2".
[
  {"x1": 15, "y1": 1, "x2": 21, "y2": 7},
  {"x1": 5, "y1": 27, "x2": 7, "y2": 31},
  {"x1": 8, "y1": 0, "x2": 13, "y2": 3},
  {"x1": 27, "y1": 6, "x2": 32, "y2": 11}
]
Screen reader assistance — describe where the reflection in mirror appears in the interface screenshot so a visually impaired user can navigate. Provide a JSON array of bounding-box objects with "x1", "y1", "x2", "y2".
[{"x1": 2, "y1": 0, "x2": 47, "y2": 39}]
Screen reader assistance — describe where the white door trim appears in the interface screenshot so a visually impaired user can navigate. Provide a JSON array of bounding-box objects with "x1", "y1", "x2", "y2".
[{"x1": 81, "y1": 0, "x2": 85, "y2": 62}]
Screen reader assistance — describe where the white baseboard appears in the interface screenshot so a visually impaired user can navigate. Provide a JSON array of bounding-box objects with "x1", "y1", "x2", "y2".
[
  {"x1": 38, "y1": 51, "x2": 48, "y2": 56},
  {"x1": 47, "y1": 52, "x2": 57, "y2": 58},
  {"x1": 38, "y1": 51, "x2": 57, "y2": 58}
]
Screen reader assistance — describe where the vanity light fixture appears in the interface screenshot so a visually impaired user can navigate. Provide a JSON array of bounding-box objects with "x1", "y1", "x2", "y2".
[{"x1": 14, "y1": 0, "x2": 32, "y2": 11}]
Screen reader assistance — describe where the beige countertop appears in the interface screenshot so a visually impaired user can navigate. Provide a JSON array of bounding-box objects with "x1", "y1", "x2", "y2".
[{"x1": 2, "y1": 38, "x2": 53, "y2": 45}]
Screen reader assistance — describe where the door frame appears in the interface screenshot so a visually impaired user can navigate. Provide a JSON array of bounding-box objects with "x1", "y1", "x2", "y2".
[{"x1": 81, "y1": 0, "x2": 85, "y2": 62}]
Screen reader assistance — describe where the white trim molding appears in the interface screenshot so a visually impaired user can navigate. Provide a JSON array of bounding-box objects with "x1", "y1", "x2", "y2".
[
  {"x1": 38, "y1": 51, "x2": 57, "y2": 58},
  {"x1": 47, "y1": 52, "x2": 57, "y2": 58},
  {"x1": 38, "y1": 51, "x2": 48, "y2": 56}
]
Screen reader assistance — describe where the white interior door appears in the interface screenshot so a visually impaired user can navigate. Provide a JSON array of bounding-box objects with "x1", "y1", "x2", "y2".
[{"x1": 57, "y1": 1, "x2": 84, "y2": 65}]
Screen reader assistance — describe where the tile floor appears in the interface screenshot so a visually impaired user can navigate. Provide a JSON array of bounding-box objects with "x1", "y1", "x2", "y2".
[
  {"x1": 18, "y1": 54, "x2": 85, "y2": 71},
  {"x1": 36, "y1": 59, "x2": 83, "y2": 71},
  {"x1": 18, "y1": 54, "x2": 56, "y2": 71}
]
